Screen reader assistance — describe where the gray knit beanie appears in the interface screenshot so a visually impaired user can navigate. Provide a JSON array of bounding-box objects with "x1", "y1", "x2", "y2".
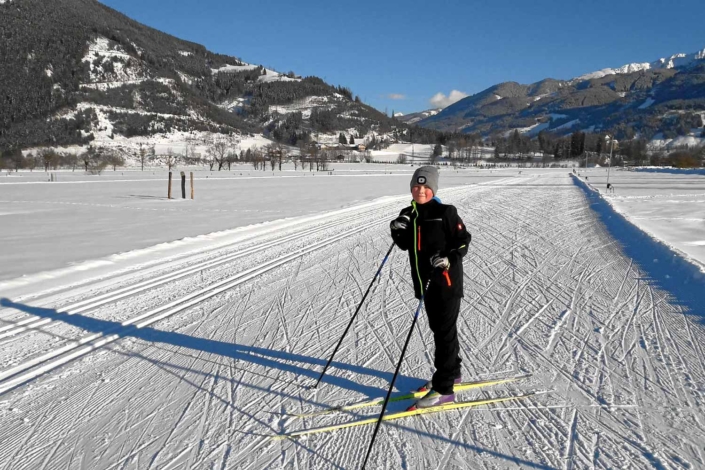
[{"x1": 410, "y1": 166, "x2": 439, "y2": 195}]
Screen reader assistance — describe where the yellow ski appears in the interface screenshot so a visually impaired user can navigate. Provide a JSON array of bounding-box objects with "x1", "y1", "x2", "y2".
[
  {"x1": 289, "y1": 375, "x2": 530, "y2": 419},
  {"x1": 272, "y1": 392, "x2": 536, "y2": 440}
]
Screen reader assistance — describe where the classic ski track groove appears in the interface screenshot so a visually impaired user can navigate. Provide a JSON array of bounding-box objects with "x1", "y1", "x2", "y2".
[{"x1": 0, "y1": 205, "x2": 398, "y2": 340}]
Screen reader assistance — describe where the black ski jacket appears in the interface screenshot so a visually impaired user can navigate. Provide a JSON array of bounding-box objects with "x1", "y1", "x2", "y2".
[{"x1": 390, "y1": 197, "x2": 471, "y2": 300}]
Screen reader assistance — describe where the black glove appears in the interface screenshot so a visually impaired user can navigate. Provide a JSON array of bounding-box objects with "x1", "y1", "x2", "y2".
[
  {"x1": 390, "y1": 214, "x2": 410, "y2": 231},
  {"x1": 430, "y1": 253, "x2": 450, "y2": 270}
]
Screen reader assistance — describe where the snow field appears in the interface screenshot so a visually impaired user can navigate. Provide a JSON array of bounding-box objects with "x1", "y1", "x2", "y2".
[
  {"x1": 1, "y1": 173, "x2": 704, "y2": 468},
  {"x1": 0, "y1": 166, "x2": 505, "y2": 284},
  {"x1": 574, "y1": 167, "x2": 705, "y2": 269}
]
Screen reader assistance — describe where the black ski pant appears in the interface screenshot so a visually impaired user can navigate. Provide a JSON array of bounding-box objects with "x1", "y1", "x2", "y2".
[{"x1": 423, "y1": 295, "x2": 462, "y2": 395}]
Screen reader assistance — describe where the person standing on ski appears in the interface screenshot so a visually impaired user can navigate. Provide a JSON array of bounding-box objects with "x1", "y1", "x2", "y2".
[{"x1": 389, "y1": 166, "x2": 471, "y2": 408}]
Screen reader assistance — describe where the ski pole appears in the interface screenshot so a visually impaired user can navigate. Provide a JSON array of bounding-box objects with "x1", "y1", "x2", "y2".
[
  {"x1": 361, "y1": 277, "x2": 432, "y2": 470},
  {"x1": 313, "y1": 242, "x2": 396, "y2": 389}
]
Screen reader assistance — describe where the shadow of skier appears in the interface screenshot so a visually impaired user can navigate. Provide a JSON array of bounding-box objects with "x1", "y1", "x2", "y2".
[{"x1": 0, "y1": 298, "x2": 423, "y2": 398}]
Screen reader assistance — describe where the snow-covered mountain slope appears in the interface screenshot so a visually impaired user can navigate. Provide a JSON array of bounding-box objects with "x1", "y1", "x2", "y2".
[
  {"x1": 418, "y1": 50, "x2": 705, "y2": 141},
  {"x1": 396, "y1": 108, "x2": 442, "y2": 125},
  {"x1": 1, "y1": 0, "x2": 401, "y2": 154},
  {"x1": 574, "y1": 47, "x2": 705, "y2": 82}
]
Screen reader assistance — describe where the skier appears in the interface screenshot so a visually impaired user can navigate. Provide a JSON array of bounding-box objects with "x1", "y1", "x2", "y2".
[{"x1": 389, "y1": 166, "x2": 472, "y2": 408}]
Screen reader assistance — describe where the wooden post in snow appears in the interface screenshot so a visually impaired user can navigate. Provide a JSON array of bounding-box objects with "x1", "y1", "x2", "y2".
[
  {"x1": 180, "y1": 171, "x2": 186, "y2": 199},
  {"x1": 190, "y1": 172, "x2": 194, "y2": 199},
  {"x1": 168, "y1": 172, "x2": 172, "y2": 199}
]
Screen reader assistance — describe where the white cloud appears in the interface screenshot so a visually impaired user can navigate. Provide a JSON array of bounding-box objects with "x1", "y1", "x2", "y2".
[
  {"x1": 387, "y1": 93, "x2": 407, "y2": 100},
  {"x1": 429, "y1": 90, "x2": 469, "y2": 109}
]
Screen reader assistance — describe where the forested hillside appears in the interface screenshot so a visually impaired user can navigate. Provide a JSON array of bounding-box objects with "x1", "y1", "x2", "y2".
[
  {"x1": 0, "y1": 0, "x2": 412, "y2": 152},
  {"x1": 418, "y1": 59, "x2": 705, "y2": 143}
]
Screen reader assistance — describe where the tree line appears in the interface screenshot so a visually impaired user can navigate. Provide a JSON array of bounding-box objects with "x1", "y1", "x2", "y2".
[{"x1": 0, "y1": 145, "x2": 126, "y2": 174}]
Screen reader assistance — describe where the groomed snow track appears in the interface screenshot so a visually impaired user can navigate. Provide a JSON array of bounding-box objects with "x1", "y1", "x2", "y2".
[{"x1": 1, "y1": 173, "x2": 704, "y2": 469}]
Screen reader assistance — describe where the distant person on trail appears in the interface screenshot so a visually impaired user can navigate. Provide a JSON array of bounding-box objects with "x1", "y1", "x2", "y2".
[{"x1": 389, "y1": 166, "x2": 472, "y2": 409}]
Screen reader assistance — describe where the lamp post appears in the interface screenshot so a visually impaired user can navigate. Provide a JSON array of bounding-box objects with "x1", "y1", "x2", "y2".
[{"x1": 607, "y1": 137, "x2": 612, "y2": 185}]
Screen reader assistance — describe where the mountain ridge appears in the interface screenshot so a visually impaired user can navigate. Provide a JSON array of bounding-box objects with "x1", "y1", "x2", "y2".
[
  {"x1": 416, "y1": 46, "x2": 705, "y2": 143},
  {"x1": 2, "y1": 0, "x2": 448, "y2": 154},
  {"x1": 573, "y1": 47, "x2": 705, "y2": 82}
]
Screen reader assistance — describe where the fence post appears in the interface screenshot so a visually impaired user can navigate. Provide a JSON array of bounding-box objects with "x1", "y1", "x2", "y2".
[
  {"x1": 180, "y1": 171, "x2": 186, "y2": 199},
  {"x1": 168, "y1": 172, "x2": 172, "y2": 199},
  {"x1": 190, "y1": 172, "x2": 194, "y2": 199}
]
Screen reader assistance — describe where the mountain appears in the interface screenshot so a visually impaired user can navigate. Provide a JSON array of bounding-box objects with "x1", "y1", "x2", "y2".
[
  {"x1": 396, "y1": 109, "x2": 442, "y2": 125},
  {"x1": 417, "y1": 48, "x2": 705, "y2": 143},
  {"x1": 0, "y1": 0, "x2": 403, "y2": 152},
  {"x1": 573, "y1": 49, "x2": 705, "y2": 82}
]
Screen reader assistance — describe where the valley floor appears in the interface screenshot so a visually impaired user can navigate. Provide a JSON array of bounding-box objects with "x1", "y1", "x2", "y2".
[{"x1": 1, "y1": 173, "x2": 704, "y2": 469}]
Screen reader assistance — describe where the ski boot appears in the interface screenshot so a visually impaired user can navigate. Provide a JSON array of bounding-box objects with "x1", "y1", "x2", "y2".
[{"x1": 408, "y1": 389, "x2": 455, "y2": 411}]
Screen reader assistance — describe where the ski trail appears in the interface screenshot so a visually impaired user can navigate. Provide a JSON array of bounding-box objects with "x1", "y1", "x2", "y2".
[
  {"x1": 565, "y1": 409, "x2": 578, "y2": 470},
  {"x1": 2, "y1": 174, "x2": 705, "y2": 469}
]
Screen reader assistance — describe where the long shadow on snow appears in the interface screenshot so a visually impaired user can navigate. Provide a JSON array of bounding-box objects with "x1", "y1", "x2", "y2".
[
  {"x1": 129, "y1": 349, "x2": 556, "y2": 469},
  {"x1": 0, "y1": 302, "x2": 558, "y2": 469},
  {"x1": 0, "y1": 298, "x2": 422, "y2": 398},
  {"x1": 572, "y1": 176, "x2": 705, "y2": 325},
  {"x1": 123, "y1": 347, "x2": 556, "y2": 469}
]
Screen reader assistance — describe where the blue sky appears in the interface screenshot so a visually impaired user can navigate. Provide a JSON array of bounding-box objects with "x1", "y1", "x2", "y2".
[{"x1": 100, "y1": 0, "x2": 705, "y2": 114}]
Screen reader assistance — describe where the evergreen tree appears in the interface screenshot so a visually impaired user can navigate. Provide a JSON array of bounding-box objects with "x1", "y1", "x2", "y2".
[
  {"x1": 509, "y1": 130, "x2": 522, "y2": 154},
  {"x1": 433, "y1": 143, "x2": 443, "y2": 157},
  {"x1": 349, "y1": 135, "x2": 355, "y2": 145},
  {"x1": 339, "y1": 133, "x2": 348, "y2": 145},
  {"x1": 596, "y1": 135, "x2": 604, "y2": 155},
  {"x1": 570, "y1": 131, "x2": 585, "y2": 158}
]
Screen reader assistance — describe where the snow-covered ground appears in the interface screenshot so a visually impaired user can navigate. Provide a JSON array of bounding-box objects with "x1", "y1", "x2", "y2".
[
  {"x1": 1, "y1": 169, "x2": 705, "y2": 469},
  {"x1": 574, "y1": 167, "x2": 705, "y2": 270},
  {"x1": 0, "y1": 164, "x2": 509, "y2": 288}
]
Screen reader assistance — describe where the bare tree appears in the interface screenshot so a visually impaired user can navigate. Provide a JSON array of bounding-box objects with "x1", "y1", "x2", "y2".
[
  {"x1": 139, "y1": 144, "x2": 147, "y2": 171},
  {"x1": 82, "y1": 146, "x2": 98, "y2": 172},
  {"x1": 184, "y1": 145, "x2": 199, "y2": 166},
  {"x1": 84, "y1": 147, "x2": 108, "y2": 175},
  {"x1": 297, "y1": 141, "x2": 309, "y2": 171},
  {"x1": 306, "y1": 143, "x2": 318, "y2": 171},
  {"x1": 42, "y1": 149, "x2": 61, "y2": 171},
  {"x1": 164, "y1": 147, "x2": 177, "y2": 171},
  {"x1": 264, "y1": 143, "x2": 286, "y2": 171},
  {"x1": 192, "y1": 151, "x2": 202, "y2": 167},
  {"x1": 65, "y1": 153, "x2": 78, "y2": 171},
  {"x1": 207, "y1": 139, "x2": 228, "y2": 171},
  {"x1": 277, "y1": 143, "x2": 287, "y2": 171},
  {"x1": 105, "y1": 151, "x2": 126, "y2": 171},
  {"x1": 226, "y1": 151, "x2": 236, "y2": 170},
  {"x1": 25, "y1": 152, "x2": 37, "y2": 171}
]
